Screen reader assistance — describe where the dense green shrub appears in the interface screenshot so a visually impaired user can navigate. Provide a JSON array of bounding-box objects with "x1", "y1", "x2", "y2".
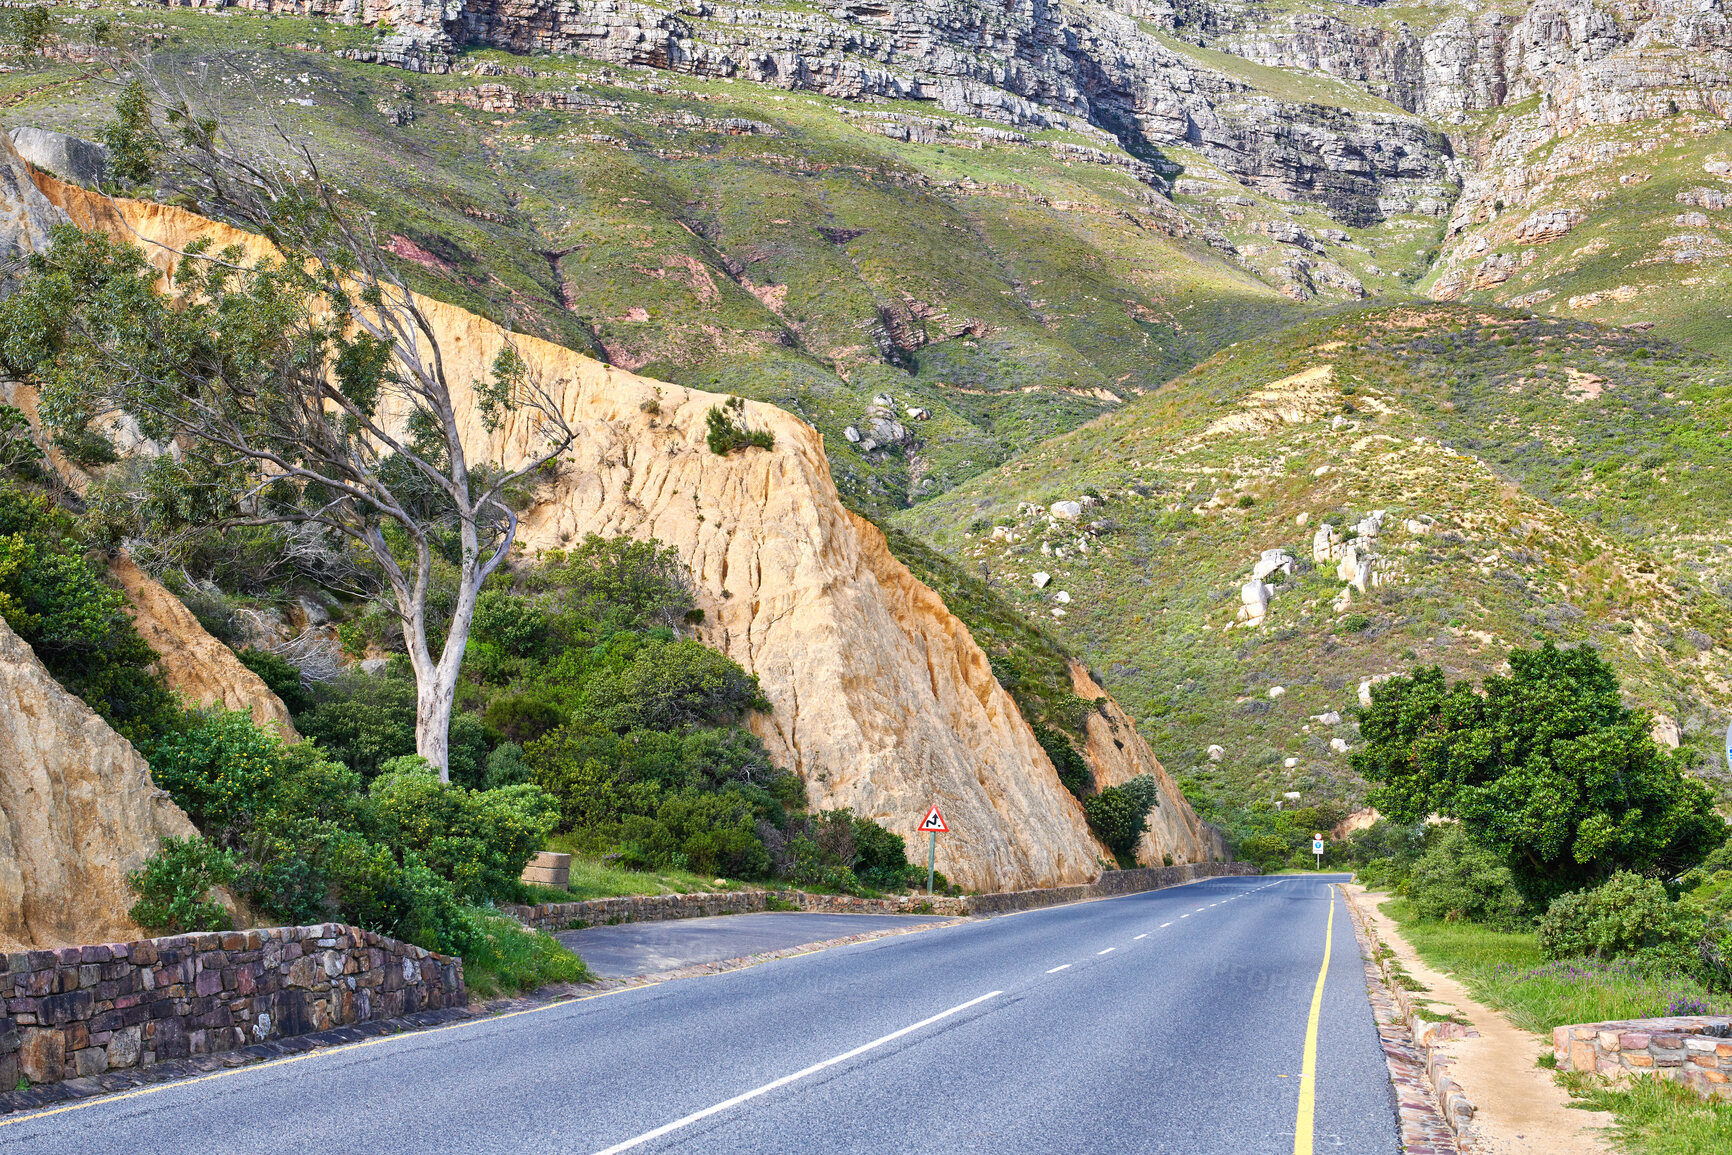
[
  {"x1": 367, "y1": 757, "x2": 559, "y2": 902},
  {"x1": 1538, "y1": 873, "x2": 1707, "y2": 975},
  {"x1": 1085, "y1": 775, "x2": 1160, "y2": 862},
  {"x1": 588, "y1": 639, "x2": 768, "y2": 731},
  {"x1": 1354, "y1": 643, "x2": 1723, "y2": 906},
  {"x1": 236, "y1": 648, "x2": 312, "y2": 713},
  {"x1": 126, "y1": 835, "x2": 237, "y2": 935},
  {"x1": 146, "y1": 708, "x2": 285, "y2": 843},
  {"x1": 0, "y1": 482, "x2": 182, "y2": 743},
  {"x1": 1406, "y1": 824, "x2": 1530, "y2": 931},
  {"x1": 1034, "y1": 722, "x2": 1091, "y2": 799}
]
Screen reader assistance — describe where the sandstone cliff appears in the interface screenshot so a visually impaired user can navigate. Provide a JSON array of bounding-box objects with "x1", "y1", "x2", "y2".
[
  {"x1": 35, "y1": 173, "x2": 1222, "y2": 889},
  {"x1": 0, "y1": 614, "x2": 200, "y2": 951},
  {"x1": 1068, "y1": 662, "x2": 1225, "y2": 865},
  {"x1": 108, "y1": 552, "x2": 299, "y2": 739}
]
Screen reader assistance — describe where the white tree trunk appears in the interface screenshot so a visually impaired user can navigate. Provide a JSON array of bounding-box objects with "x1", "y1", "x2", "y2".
[{"x1": 415, "y1": 669, "x2": 456, "y2": 782}]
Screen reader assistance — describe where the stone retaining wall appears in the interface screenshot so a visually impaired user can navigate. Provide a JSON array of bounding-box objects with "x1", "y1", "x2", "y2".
[
  {"x1": 1554, "y1": 1016, "x2": 1732, "y2": 1100},
  {"x1": 504, "y1": 862, "x2": 1257, "y2": 932},
  {"x1": 0, "y1": 924, "x2": 464, "y2": 1090}
]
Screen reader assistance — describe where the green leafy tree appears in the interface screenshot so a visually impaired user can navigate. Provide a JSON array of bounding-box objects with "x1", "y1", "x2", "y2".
[
  {"x1": 1353, "y1": 643, "x2": 1724, "y2": 906},
  {"x1": 101, "y1": 79, "x2": 158, "y2": 187},
  {"x1": 0, "y1": 92, "x2": 579, "y2": 780}
]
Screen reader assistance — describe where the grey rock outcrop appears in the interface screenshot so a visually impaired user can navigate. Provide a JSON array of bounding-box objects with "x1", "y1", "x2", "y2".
[
  {"x1": 10, "y1": 127, "x2": 109, "y2": 188},
  {"x1": 0, "y1": 130, "x2": 65, "y2": 290}
]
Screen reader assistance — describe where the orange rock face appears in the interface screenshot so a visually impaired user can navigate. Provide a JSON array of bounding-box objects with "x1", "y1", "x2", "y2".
[{"x1": 34, "y1": 173, "x2": 1222, "y2": 892}]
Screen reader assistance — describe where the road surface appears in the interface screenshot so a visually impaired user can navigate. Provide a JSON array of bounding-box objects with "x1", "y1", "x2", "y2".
[
  {"x1": 0, "y1": 874, "x2": 1397, "y2": 1154},
  {"x1": 558, "y1": 911, "x2": 957, "y2": 978}
]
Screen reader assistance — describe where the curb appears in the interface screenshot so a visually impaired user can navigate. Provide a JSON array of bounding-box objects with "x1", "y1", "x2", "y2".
[{"x1": 1341, "y1": 888, "x2": 1480, "y2": 1151}]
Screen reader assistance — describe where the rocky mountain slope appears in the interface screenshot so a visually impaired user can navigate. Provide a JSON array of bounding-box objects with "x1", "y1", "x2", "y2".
[
  {"x1": 8, "y1": 0, "x2": 1732, "y2": 855},
  {"x1": 30, "y1": 166, "x2": 1222, "y2": 890},
  {"x1": 895, "y1": 304, "x2": 1732, "y2": 817}
]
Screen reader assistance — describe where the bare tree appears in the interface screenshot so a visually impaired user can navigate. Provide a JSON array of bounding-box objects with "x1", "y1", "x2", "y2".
[{"x1": 6, "y1": 74, "x2": 576, "y2": 779}]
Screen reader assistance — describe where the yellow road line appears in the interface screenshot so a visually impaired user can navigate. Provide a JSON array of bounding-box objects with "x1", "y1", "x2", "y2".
[{"x1": 1293, "y1": 887, "x2": 1336, "y2": 1155}]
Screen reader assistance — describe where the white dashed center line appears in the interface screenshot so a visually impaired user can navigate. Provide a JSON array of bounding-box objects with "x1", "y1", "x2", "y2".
[
  {"x1": 1133, "y1": 933, "x2": 1148, "y2": 941},
  {"x1": 1160, "y1": 922, "x2": 1172, "y2": 927},
  {"x1": 1046, "y1": 964, "x2": 1071, "y2": 974},
  {"x1": 1097, "y1": 948, "x2": 1115, "y2": 955}
]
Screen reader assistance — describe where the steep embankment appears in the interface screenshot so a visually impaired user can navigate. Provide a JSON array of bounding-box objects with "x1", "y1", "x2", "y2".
[
  {"x1": 0, "y1": 614, "x2": 200, "y2": 951},
  {"x1": 109, "y1": 552, "x2": 299, "y2": 739},
  {"x1": 36, "y1": 175, "x2": 1221, "y2": 888}
]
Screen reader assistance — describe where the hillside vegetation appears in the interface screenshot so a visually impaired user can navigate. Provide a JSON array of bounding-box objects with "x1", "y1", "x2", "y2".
[{"x1": 895, "y1": 304, "x2": 1732, "y2": 820}]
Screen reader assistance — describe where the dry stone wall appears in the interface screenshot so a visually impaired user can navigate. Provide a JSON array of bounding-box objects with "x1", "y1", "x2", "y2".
[
  {"x1": 0, "y1": 924, "x2": 464, "y2": 1090},
  {"x1": 1555, "y1": 1016, "x2": 1732, "y2": 1100},
  {"x1": 504, "y1": 862, "x2": 1257, "y2": 931}
]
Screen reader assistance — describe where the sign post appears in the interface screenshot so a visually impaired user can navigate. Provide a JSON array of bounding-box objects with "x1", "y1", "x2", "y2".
[
  {"x1": 919, "y1": 805, "x2": 950, "y2": 894},
  {"x1": 1313, "y1": 833, "x2": 1325, "y2": 870}
]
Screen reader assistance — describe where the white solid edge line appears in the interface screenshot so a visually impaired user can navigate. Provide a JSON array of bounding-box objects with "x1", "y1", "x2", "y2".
[
  {"x1": 588, "y1": 990, "x2": 1003, "y2": 1155},
  {"x1": 1046, "y1": 964, "x2": 1071, "y2": 973},
  {"x1": 1096, "y1": 947, "x2": 1115, "y2": 955}
]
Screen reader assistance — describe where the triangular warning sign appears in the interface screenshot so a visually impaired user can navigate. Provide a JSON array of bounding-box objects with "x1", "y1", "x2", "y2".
[{"x1": 919, "y1": 805, "x2": 949, "y2": 833}]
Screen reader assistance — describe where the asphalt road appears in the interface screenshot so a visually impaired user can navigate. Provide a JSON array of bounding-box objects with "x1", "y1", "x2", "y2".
[
  {"x1": 558, "y1": 912, "x2": 957, "y2": 978},
  {"x1": 0, "y1": 874, "x2": 1397, "y2": 1155}
]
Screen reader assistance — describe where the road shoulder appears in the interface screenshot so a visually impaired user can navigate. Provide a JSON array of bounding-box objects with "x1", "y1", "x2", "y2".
[{"x1": 1347, "y1": 885, "x2": 1615, "y2": 1155}]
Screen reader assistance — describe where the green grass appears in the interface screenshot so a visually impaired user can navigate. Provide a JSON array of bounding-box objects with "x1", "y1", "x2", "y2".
[
  {"x1": 459, "y1": 908, "x2": 593, "y2": 998},
  {"x1": 1381, "y1": 899, "x2": 1732, "y2": 1034},
  {"x1": 1558, "y1": 1072, "x2": 1732, "y2": 1155},
  {"x1": 1382, "y1": 897, "x2": 1732, "y2": 1152},
  {"x1": 535, "y1": 839, "x2": 739, "y2": 899}
]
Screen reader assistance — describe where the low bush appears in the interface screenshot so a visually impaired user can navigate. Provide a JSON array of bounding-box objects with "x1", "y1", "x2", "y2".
[
  {"x1": 126, "y1": 835, "x2": 237, "y2": 935},
  {"x1": 1405, "y1": 823, "x2": 1530, "y2": 931},
  {"x1": 1538, "y1": 872, "x2": 1708, "y2": 976},
  {"x1": 705, "y1": 397, "x2": 774, "y2": 454}
]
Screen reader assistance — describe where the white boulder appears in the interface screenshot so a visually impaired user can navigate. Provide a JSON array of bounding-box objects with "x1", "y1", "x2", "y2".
[
  {"x1": 1055, "y1": 590, "x2": 1071, "y2": 604},
  {"x1": 1284, "y1": 757, "x2": 1299, "y2": 768},
  {"x1": 1651, "y1": 714, "x2": 1682, "y2": 749},
  {"x1": 1207, "y1": 744, "x2": 1225, "y2": 762},
  {"x1": 1268, "y1": 686, "x2": 1286, "y2": 699},
  {"x1": 1253, "y1": 548, "x2": 1295, "y2": 582},
  {"x1": 1237, "y1": 578, "x2": 1271, "y2": 626},
  {"x1": 1031, "y1": 572, "x2": 1051, "y2": 589},
  {"x1": 1329, "y1": 737, "x2": 1350, "y2": 753},
  {"x1": 1050, "y1": 501, "x2": 1084, "y2": 520},
  {"x1": 1311, "y1": 711, "x2": 1343, "y2": 726}
]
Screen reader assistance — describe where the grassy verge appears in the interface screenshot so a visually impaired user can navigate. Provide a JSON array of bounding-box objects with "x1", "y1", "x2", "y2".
[
  {"x1": 1555, "y1": 1072, "x2": 1732, "y2": 1155},
  {"x1": 530, "y1": 838, "x2": 741, "y2": 901},
  {"x1": 460, "y1": 909, "x2": 593, "y2": 1000},
  {"x1": 1379, "y1": 897, "x2": 1732, "y2": 1154}
]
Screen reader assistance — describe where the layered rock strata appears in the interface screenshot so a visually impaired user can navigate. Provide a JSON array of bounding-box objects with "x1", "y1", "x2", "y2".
[{"x1": 168, "y1": 0, "x2": 1458, "y2": 225}]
